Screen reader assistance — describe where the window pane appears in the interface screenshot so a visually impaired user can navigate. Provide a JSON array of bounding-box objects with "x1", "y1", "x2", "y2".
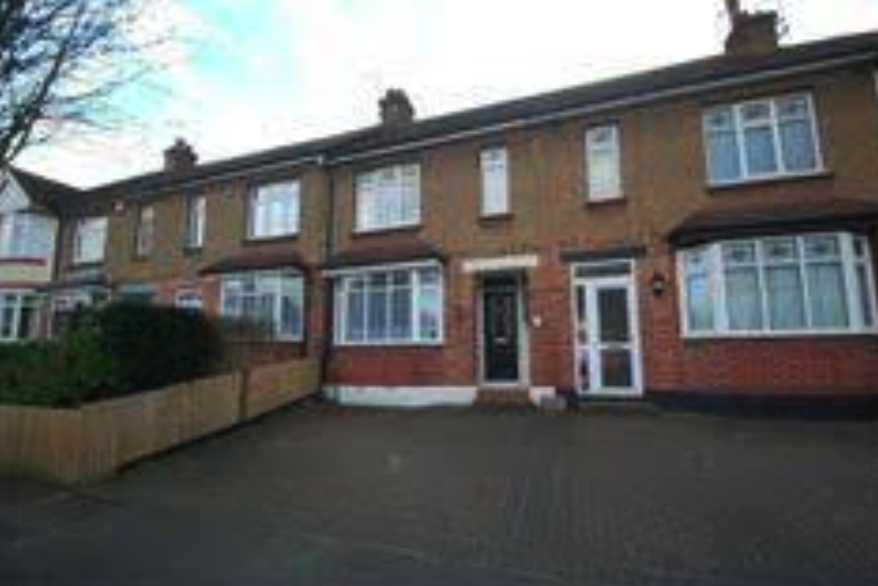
[
  {"x1": 586, "y1": 126, "x2": 620, "y2": 198},
  {"x1": 367, "y1": 274, "x2": 388, "y2": 340},
  {"x1": 803, "y1": 235, "x2": 840, "y2": 259},
  {"x1": 481, "y1": 148, "x2": 509, "y2": 215},
  {"x1": 857, "y1": 265, "x2": 875, "y2": 327},
  {"x1": 765, "y1": 265, "x2": 806, "y2": 329},
  {"x1": 780, "y1": 119, "x2": 817, "y2": 172},
  {"x1": 418, "y1": 285, "x2": 440, "y2": 341},
  {"x1": 707, "y1": 131, "x2": 741, "y2": 183},
  {"x1": 725, "y1": 267, "x2": 763, "y2": 330},
  {"x1": 684, "y1": 250, "x2": 714, "y2": 332},
  {"x1": 807, "y1": 263, "x2": 848, "y2": 328},
  {"x1": 390, "y1": 284, "x2": 412, "y2": 339},
  {"x1": 347, "y1": 281, "x2": 366, "y2": 342},
  {"x1": 743, "y1": 126, "x2": 778, "y2": 175}
]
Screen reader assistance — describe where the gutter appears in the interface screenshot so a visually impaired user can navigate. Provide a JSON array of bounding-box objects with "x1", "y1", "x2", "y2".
[
  {"x1": 318, "y1": 154, "x2": 335, "y2": 395},
  {"x1": 328, "y1": 51, "x2": 878, "y2": 165}
]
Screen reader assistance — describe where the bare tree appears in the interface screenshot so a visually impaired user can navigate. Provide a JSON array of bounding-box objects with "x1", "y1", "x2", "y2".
[{"x1": 0, "y1": 0, "x2": 155, "y2": 165}]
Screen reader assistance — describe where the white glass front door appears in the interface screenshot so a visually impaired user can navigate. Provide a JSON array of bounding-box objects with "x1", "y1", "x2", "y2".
[{"x1": 574, "y1": 275, "x2": 642, "y2": 396}]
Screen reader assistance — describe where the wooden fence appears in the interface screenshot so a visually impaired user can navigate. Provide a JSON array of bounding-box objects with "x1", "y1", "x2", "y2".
[{"x1": 0, "y1": 359, "x2": 319, "y2": 483}]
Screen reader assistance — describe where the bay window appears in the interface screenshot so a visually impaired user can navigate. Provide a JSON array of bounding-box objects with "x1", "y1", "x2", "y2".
[
  {"x1": 680, "y1": 233, "x2": 877, "y2": 336},
  {"x1": 220, "y1": 270, "x2": 304, "y2": 341},
  {"x1": 703, "y1": 93, "x2": 822, "y2": 185},
  {"x1": 335, "y1": 265, "x2": 442, "y2": 345},
  {"x1": 356, "y1": 164, "x2": 421, "y2": 232},
  {"x1": 0, "y1": 291, "x2": 40, "y2": 342}
]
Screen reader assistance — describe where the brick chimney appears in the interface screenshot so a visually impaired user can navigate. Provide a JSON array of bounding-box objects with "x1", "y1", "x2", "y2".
[
  {"x1": 163, "y1": 138, "x2": 198, "y2": 173},
  {"x1": 724, "y1": 1, "x2": 780, "y2": 57},
  {"x1": 379, "y1": 89, "x2": 415, "y2": 128}
]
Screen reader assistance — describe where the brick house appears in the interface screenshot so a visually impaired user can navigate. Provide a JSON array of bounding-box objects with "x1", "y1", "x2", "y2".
[{"x1": 26, "y1": 7, "x2": 878, "y2": 408}]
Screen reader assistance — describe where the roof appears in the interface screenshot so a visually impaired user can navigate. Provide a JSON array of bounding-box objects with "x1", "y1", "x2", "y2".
[
  {"x1": 329, "y1": 30, "x2": 878, "y2": 160},
  {"x1": 324, "y1": 241, "x2": 445, "y2": 271},
  {"x1": 23, "y1": 28, "x2": 878, "y2": 206},
  {"x1": 199, "y1": 249, "x2": 309, "y2": 276},
  {"x1": 668, "y1": 198, "x2": 878, "y2": 246},
  {"x1": 7, "y1": 167, "x2": 84, "y2": 214}
]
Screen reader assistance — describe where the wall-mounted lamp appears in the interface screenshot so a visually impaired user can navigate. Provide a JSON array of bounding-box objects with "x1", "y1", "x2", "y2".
[{"x1": 650, "y1": 271, "x2": 668, "y2": 298}]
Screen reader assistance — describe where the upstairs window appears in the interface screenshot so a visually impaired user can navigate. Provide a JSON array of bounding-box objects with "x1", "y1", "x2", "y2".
[
  {"x1": 356, "y1": 164, "x2": 420, "y2": 232},
  {"x1": 135, "y1": 205, "x2": 155, "y2": 257},
  {"x1": 704, "y1": 93, "x2": 821, "y2": 185},
  {"x1": 585, "y1": 125, "x2": 622, "y2": 201},
  {"x1": 72, "y1": 217, "x2": 107, "y2": 265},
  {"x1": 680, "y1": 233, "x2": 876, "y2": 336},
  {"x1": 184, "y1": 195, "x2": 206, "y2": 249},
  {"x1": 0, "y1": 213, "x2": 53, "y2": 259},
  {"x1": 249, "y1": 180, "x2": 300, "y2": 239},
  {"x1": 480, "y1": 148, "x2": 509, "y2": 216}
]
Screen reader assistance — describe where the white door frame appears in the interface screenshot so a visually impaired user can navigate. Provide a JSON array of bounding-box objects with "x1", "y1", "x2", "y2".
[{"x1": 570, "y1": 264, "x2": 643, "y2": 397}]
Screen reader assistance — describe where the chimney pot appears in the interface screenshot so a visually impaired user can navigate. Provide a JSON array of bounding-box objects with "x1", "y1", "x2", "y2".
[
  {"x1": 724, "y1": 9, "x2": 780, "y2": 57},
  {"x1": 379, "y1": 89, "x2": 415, "y2": 127},
  {"x1": 163, "y1": 138, "x2": 198, "y2": 173}
]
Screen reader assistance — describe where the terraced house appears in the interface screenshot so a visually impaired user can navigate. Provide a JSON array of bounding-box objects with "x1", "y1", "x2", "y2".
[{"x1": 8, "y1": 6, "x2": 878, "y2": 410}]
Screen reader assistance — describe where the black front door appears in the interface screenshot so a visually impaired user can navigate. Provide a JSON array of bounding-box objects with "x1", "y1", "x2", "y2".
[{"x1": 482, "y1": 284, "x2": 521, "y2": 383}]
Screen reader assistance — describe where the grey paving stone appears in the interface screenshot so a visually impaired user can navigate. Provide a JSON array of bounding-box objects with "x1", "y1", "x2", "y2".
[{"x1": 0, "y1": 405, "x2": 876, "y2": 585}]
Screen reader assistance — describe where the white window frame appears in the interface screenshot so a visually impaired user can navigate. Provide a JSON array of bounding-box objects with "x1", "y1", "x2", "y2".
[
  {"x1": 135, "y1": 205, "x2": 155, "y2": 257},
  {"x1": 703, "y1": 93, "x2": 825, "y2": 187},
  {"x1": 332, "y1": 261, "x2": 444, "y2": 346},
  {"x1": 184, "y1": 195, "x2": 206, "y2": 249},
  {"x1": 679, "y1": 232, "x2": 878, "y2": 338},
  {"x1": 0, "y1": 213, "x2": 53, "y2": 259},
  {"x1": 72, "y1": 217, "x2": 107, "y2": 265},
  {"x1": 480, "y1": 147, "x2": 510, "y2": 216},
  {"x1": 585, "y1": 124, "x2": 622, "y2": 201},
  {"x1": 0, "y1": 290, "x2": 41, "y2": 342},
  {"x1": 248, "y1": 180, "x2": 301, "y2": 240},
  {"x1": 355, "y1": 164, "x2": 421, "y2": 232},
  {"x1": 219, "y1": 269, "x2": 304, "y2": 341}
]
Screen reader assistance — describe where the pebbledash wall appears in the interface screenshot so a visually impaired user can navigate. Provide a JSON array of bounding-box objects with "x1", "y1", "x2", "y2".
[{"x1": 41, "y1": 20, "x2": 878, "y2": 409}]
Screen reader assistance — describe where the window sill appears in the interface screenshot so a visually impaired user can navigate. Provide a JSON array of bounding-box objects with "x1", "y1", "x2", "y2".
[
  {"x1": 707, "y1": 170, "x2": 833, "y2": 193},
  {"x1": 334, "y1": 341, "x2": 444, "y2": 349},
  {"x1": 478, "y1": 213, "x2": 513, "y2": 225},
  {"x1": 351, "y1": 224, "x2": 421, "y2": 238},
  {"x1": 682, "y1": 329, "x2": 878, "y2": 341},
  {"x1": 182, "y1": 246, "x2": 203, "y2": 257},
  {"x1": 584, "y1": 196, "x2": 627, "y2": 209},
  {"x1": 243, "y1": 234, "x2": 300, "y2": 246},
  {"x1": 0, "y1": 256, "x2": 47, "y2": 266},
  {"x1": 68, "y1": 260, "x2": 104, "y2": 270}
]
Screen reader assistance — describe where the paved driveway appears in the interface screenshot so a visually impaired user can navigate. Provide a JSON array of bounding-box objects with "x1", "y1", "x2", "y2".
[{"x1": 1, "y1": 405, "x2": 877, "y2": 585}]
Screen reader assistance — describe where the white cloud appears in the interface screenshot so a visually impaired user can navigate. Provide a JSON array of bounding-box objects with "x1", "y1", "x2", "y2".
[{"x1": 18, "y1": 0, "x2": 878, "y2": 187}]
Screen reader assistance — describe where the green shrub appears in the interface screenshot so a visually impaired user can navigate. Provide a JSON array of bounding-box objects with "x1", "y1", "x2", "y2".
[
  {"x1": 0, "y1": 302, "x2": 225, "y2": 407},
  {"x1": 0, "y1": 322, "x2": 116, "y2": 407},
  {"x1": 93, "y1": 302, "x2": 225, "y2": 394}
]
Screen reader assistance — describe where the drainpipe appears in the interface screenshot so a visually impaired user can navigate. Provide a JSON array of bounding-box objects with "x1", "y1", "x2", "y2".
[{"x1": 318, "y1": 156, "x2": 336, "y2": 400}]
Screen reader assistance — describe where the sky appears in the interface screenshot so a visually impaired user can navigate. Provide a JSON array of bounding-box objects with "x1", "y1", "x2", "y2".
[{"x1": 17, "y1": 0, "x2": 878, "y2": 188}]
